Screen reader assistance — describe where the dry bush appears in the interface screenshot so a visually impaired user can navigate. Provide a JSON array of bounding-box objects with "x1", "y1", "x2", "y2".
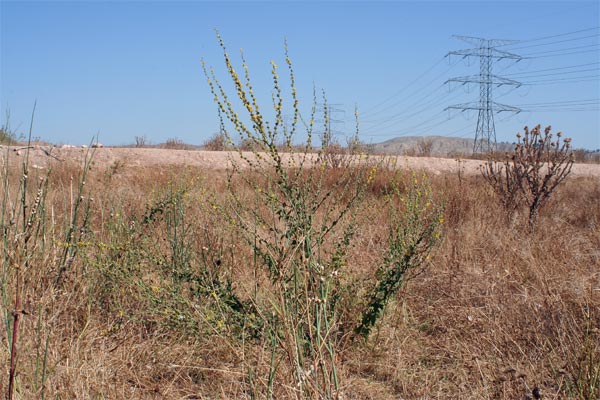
[
  {"x1": 134, "y1": 135, "x2": 150, "y2": 148},
  {"x1": 202, "y1": 131, "x2": 229, "y2": 151},
  {"x1": 0, "y1": 127, "x2": 18, "y2": 145},
  {"x1": 417, "y1": 138, "x2": 434, "y2": 157},
  {"x1": 572, "y1": 148, "x2": 600, "y2": 164},
  {"x1": 161, "y1": 137, "x2": 193, "y2": 150},
  {"x1": 482, "y1": 125, "x2": 574, "y2": 229}
]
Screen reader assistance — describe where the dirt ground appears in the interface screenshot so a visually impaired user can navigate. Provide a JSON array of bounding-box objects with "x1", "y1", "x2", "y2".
[{"x1": 2, "y1": 145, "x2": 600, "y2": 177}]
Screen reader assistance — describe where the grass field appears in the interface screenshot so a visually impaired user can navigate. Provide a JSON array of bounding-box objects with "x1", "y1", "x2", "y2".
[{"x1": 1, "y1": 144, "x2": 598, "y2": 399}]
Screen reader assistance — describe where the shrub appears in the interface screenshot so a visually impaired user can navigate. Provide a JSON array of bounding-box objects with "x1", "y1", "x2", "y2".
[
  {"x1": 164, "y1": 137, "x2": 188, "y2": 150},
  {"x1": 203, "y1": 131, "x2": 229, "y2": 151},
  {"x1": 417, "y1": 137, "x2": 434, "y2": 157},
  {"x1": 481, "y1": 125, "x2": 574, "y2": 229},
  {"x1": 134, "y1": 135, "x2": 149, "y2": 147},
  {"x1": 203, "y1": 31, "x2": 443, "y2": 397},
  {"x1": 0, "y1": 116, "x2": 19, "y2": 145},
  {"x1": 355, "y1": 173, "x2": 443, "y2": 337}
]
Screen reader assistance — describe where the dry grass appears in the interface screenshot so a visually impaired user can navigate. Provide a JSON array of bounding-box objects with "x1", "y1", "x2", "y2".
[{"x1": 1, "y1": 154, "x2": 598, "y2": 399}]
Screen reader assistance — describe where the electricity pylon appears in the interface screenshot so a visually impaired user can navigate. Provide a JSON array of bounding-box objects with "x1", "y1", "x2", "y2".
[
  {"x1": 446, "y1": 36, "x2": 523, "y2": 154},
  {"x1": 317, "y1": 103, "x2": 345, "y2": 146}
]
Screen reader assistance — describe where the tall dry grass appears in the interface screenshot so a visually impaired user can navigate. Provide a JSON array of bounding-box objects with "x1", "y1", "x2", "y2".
[{"x1": 1, "y1": 151, "x2": 598, "y2": 398}]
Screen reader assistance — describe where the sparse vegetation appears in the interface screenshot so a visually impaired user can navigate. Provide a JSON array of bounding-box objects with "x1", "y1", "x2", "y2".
[
  {"x1": 1, "y1": 141, "x2": 598, "y2": 399},
  {"x1": 0, "y1": 119, "x2": 19, "y2": 145},
  {"x1": 134, "y1": 135, "x2": 149, "y2": 148},
  {"x1": 201, "y1": 32, "x2": 443, "y2": 397},
  {"x1": 1, "y1": 39, "x2": 598, "y2": 400},
  {"x1": 202, "y1": 131, "x2": 229, "y2": 151},
  {"x1": 417, "y1": 137, "x2": 434, "y2": 157}
]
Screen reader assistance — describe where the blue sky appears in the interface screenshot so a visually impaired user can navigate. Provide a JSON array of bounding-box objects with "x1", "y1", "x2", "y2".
[{"x1": 1, "y1": 0, "x2": 599, "y2": 149}]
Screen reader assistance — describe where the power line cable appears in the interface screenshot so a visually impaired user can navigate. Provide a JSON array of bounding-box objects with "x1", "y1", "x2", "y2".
[
  {"x1": 501, "y1": 34, "x2": 600, "y2": 51},
  {"x1": 497, "y1": 26, "x2": 599, "y2": 47},
  {"x1": 383, "y1": 111, "x2": 450, "y2": 135},
  {"x1": 361, "y1": 56, "x2": 448, "y2": 115},
  {"x1": 530, "y1": 49, "x2": 600, "y2": 58},
  {"x1": 361, "y1": 82, "x2": 449, "y2": 124},
  {"x1": 363, "y1": 109, "x2": 449, "y2": 137},
  {"x1": 522, "y1": 75, "x2": 599, "y2": 84},
  {"x1": 504, "y1": 62, "x2": 599, "y2": 76},
  {"x1": 365, "y1": 114, "x2": 456, "y2": 138},
  {"x1": 363, "y1": 85, "x2": 463, "y2": 130},
  {"x1": 522, "y1": 43, "x2": 600, "y2": 56},
  {"x1": 503, "y1": 68, "x2": 599, "y2": 79},
  {"x1": 361, "y1": 61, "x2": 459, "y2": 118},
  {"x1": 513, "y1": 98, "x2": 599, "y2": 106},
  {"x1": 525, "y1": 107, "x2": 598, "y2": 111}
]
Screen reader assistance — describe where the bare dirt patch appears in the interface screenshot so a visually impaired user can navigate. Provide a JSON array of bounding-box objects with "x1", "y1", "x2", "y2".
[{"x1": 3, "y1": 145, "x2": 600, "y2": 177}]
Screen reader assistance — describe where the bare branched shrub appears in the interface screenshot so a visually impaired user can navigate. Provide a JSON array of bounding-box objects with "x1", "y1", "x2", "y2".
[
  {"x1": 164, "y1": 137, "x2": 188, "y2": 150},
  {"x1": 417, "y1": 138, "x2": 434, "y2": 157},
  {"x1": 202, "y1": 131, "x2": 229, "y2": 151},
  {"x1": 482, "y1": 125, "x2": 574, "y2": 228},
  {"x1": 134, "y1": 135, "x2": 149, "y2": 148}
]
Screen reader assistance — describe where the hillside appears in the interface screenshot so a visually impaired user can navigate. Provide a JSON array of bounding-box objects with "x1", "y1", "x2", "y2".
[{"x1": 373, "y1": 135, "x2": 515, "y2": 156}]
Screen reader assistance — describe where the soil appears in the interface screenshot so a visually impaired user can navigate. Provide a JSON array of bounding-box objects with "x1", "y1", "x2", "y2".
[{"x1": 2, "y1": 145, "x2": 600, "y2": 177}]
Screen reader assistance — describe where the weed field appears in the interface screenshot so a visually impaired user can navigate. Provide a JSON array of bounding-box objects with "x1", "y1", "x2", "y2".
[{"x1": 1, "y1": 146, "x2": 598, "y2": 399}]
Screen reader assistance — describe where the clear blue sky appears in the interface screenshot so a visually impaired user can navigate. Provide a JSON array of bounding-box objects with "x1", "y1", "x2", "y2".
[{"x1": 1, "y1": 1, "x2": 599, "y2": 149}]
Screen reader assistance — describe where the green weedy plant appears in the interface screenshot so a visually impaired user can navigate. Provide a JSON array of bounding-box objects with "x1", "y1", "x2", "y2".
[
  {"x1": 204, "y1": 32, "x2": 365, "y2": 398},
  {"x1": 355, "y1": 172, "x2": 443, "y2": 338},
  {"x1": 90, "y1": 168, "x2": 256, "y2": 344},
  {"x1": 203, "y1": 31, "x2": 443, "y2": 398},
  {"x1": 482, "y1": 125, "x2": 574, "y2": 229}
]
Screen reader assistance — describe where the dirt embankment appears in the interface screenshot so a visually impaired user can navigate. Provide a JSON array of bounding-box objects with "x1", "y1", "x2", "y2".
[{"x1": 2, "y1": 145, "x2": 600, "y2": 177}]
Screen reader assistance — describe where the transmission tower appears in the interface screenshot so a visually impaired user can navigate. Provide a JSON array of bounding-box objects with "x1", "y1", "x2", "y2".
[
  {"x1": 446, "y1": 36, "x2": 523, "y2": 153},
  {"x1": 317, "y1": 103, "x2": 345, "y2": 146}
]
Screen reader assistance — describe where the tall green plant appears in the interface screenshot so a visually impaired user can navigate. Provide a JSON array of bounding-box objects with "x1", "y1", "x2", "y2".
[
  {"x1": 356, "y1": 172, "x2": 443, "y2": 337},
  {"x1": 204, "y1": 31, "x2": 365, "y2": 398},
  {"x1": 203, "y1": 31, "x2": 443, "y2": 398}
]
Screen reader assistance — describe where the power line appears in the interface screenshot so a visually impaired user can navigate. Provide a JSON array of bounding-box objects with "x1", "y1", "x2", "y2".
[
  {"x1": 360, "y1": 56, "x2": 448, "y2": 115},
  {"x1": 504, "y1": 62, "x2": 599, "y2": 76},
  {"x1": 504, "y1": 68, "x2": 598, "y2": 79},
  {"x1": 502, "y1": 34, "x2": 600, "y2": 51},
  {"x1": 363, "y1": 85, "x2": 463, "y2": 131},
  {"x1": 497, "y1": 26, "x2": 600, "y2": 47},
  {"x1": 530, "y1": 49, "x2": 600, "y2": 58},
  {"x1": 522, "y1": 75, "x2": 599, "y2": 84},
  {"x1": 379, "y1": 111, "x2": 450, "y2": 135},
  {"x1": 361, "y1": 61, "x2": 458, "y2": 118},
  {"x1": 361, "y1": 27, "x2": 599, "y2": 147},
  {"x1": 513, "y1": 98, "x2": 599, "y2": 106},
  {"x1": 522, "y1": 43, "x2": 600, "y2": 56},
  {"x1": 364, "y1": 113, "x2": 456, "y2": 138},
  {"x1": 360, "y1": 82, "x2": 447, "y2": 123}
]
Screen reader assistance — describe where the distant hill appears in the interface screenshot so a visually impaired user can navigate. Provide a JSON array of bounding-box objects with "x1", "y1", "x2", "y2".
[{"x1": 372, "y1": 135, "x2": 514, "y2": 156}]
